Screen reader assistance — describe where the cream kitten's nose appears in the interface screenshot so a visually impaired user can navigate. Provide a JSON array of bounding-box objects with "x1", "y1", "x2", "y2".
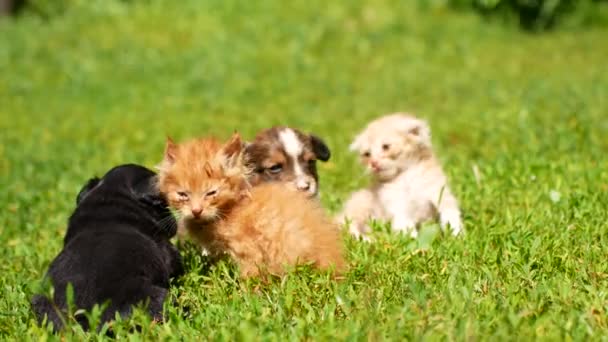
[
  {"x1": 191, "y1": 208, "x2": 202, "y2": 217},
  {"x1": 370, "y1": 160, "x2": 380, "y2": 170}
]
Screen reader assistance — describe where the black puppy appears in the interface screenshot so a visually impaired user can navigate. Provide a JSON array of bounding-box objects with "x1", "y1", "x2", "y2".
[{"x1": 31, "y1": 164, "x2": 183, "y2": 332}]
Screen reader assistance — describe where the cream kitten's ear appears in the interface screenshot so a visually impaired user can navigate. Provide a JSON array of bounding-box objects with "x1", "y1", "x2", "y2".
[
  {"x1": 349, "y1": 133, "x2": 364, "y2": 152},
  {"x1": 397, "y1": 118, "x2": 432, "y2": 147}
]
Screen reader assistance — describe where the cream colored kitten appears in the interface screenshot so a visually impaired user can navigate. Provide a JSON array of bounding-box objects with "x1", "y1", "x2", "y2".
[{"x1": 336, "y1": 113, "x2": 463, "y2": 239}]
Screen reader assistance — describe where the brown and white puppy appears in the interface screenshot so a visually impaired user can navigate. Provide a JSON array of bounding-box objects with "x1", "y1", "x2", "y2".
[{"x1": 244, "y1": 127, "x2": 330, "y2": 197}]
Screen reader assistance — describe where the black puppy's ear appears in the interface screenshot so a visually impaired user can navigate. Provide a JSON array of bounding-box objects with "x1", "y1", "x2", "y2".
[
  {"x1": 140, "y1": 193, "x2": 168, "y2": 210},
  {"x1": 310, "y1": 134, "x2": 331, "y2": 162},
  {"x1": 76, "y1": 177, "x2": 101, "y2": 204},
  {"x1": 133, "y1": 176, "x2": 168, "y2": 209}
]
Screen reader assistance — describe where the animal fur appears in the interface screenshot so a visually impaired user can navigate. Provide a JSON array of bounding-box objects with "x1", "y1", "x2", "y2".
[
  {"x1": 157, "y1": 133, "x2": 345, "y2": 278},
  {"x1": 336, "y1": 113, "x2": 463, "y2": 240},
  {"x1": 244, "y1": 126, "x2": 330, "y2": 197},
  {"x1": 31, "y1": 164, "x2": 183, "y2": 332}
]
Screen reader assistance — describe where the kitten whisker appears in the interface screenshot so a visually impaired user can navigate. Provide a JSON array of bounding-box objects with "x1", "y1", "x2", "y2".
[
  {"x1": 159, "y1": 216, "x2": 177, "y2": 232},
  {"x1": 214, "y1": 212, "x2": 227, "y2": 221},
  {"x1": 157, "y1": 215, "x2": 175, "y2": 228},
  {"x1": 152, "y1": 215, "x2": 178, "y2": 239}
]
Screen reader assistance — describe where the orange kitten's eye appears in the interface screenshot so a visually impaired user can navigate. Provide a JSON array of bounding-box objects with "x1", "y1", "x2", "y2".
[
  {"x1": 382, "y1": 144, "x2": 390, "y2": 151},
  {"x1": 177, "y1": 191, "x2": 189, "y2": 201},
  {"x1": 206, "y1": 189, "x2": 217, "y2": 197},
  {"x1": 362, "y1": 151, "x2": 371, "y2": 158},
  {"x1": 268, "y1": 164, "x2": 283, "y2": 174}
]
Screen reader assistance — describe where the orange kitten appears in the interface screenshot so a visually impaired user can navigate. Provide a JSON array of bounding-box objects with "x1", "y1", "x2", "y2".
[{"x1": 157, "y1": 133, "x2": 346, "y2": 278}]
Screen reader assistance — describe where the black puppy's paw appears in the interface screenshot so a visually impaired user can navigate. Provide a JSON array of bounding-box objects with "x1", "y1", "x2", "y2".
[{"x1": 31, "y1": 294, "x2": 65, "y2": 332}]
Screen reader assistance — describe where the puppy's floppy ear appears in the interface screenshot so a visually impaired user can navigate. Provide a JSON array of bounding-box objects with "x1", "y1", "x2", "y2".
[
  {"x1": 76, "y1": 177, "x2": 101, "y2": 204},
  {"x1": 133, "y1": 175, "x2": 167, "y2": 209},
  {"x1": 310, "y1": 134, "x2": 330, "y2": 162},
  {"x1": 140, "y1": 193, "x2": 167, "y2": 210}
]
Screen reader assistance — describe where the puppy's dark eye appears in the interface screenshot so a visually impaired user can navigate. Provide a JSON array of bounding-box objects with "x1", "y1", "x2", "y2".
[
  {"x1": 206, "y1": 190, "x2": 217, "y2": 197},
  {"x1": 268, "y1": 164, "x2": 283, "y2": 174},
  {"x1": 362, "y1": 151, "x2": 371, "y2": 158},
  {"x1": 177, "y1": 191, "x2": 189, "y2": 200},
  {"x1": 382, "y1": 144, "x2": 390, "y2": 151}
]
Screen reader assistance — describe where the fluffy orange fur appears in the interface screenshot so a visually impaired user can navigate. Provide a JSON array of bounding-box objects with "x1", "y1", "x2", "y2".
[{"x1": 156, "y1": 133, "x2": 346, "y2": 278}]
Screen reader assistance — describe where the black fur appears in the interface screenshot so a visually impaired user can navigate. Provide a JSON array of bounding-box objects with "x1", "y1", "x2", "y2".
[
  {"x1": 310, "y1": 134, "x2": 330, "y2": 162},
  {"x1": 31, "y1": 164, "x2": 183, "y2": 333}
]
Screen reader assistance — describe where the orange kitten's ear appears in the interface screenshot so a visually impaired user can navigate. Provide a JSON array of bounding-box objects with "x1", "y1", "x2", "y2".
[
  {"x1": 164, "y1": 136, "x2": 178, "y2": 164},
  {"x1": 220, "y1": 131, "x2": 250, "y2": 176},
  {"x1": 204, "y1": 162, "x2": 214, "y2": 177},
  {"x1": 222, "y1": 131, "x2": 243, "y2": 159}
]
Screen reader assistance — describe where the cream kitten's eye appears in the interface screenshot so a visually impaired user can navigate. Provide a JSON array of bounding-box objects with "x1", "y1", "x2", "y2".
[
  {"x1": 206, "y1": 189, "x2": 217, "y2": 197},
  {"x1": 362, "y1": 151, "x2": 371, "y2": 158},
  {"x1": 177, "y1": 191, "x2": 189, "y2": 200},
  {"x1": 382, "y1": 144, "x2": 390, "y2": 151},
  {"x1": 268, "y1": 164, "x2": 283, "y2": 174}
]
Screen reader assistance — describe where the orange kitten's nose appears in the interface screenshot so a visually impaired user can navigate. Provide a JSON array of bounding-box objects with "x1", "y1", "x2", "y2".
[{"x1": 191, "y1": 208, "x2": 203, "y2": 217}]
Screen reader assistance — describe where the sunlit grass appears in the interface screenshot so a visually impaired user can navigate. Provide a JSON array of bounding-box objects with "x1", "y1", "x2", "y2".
[{"x1": 1, "y1": 0, "x2": 607, "y2": 339}]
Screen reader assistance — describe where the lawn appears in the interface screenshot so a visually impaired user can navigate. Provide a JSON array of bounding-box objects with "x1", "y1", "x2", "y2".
[{"x1": 1, "y1": 0, "x2": 607, "y2": 340}]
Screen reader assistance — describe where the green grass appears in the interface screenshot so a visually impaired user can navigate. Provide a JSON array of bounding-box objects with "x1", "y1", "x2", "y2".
[{"x1": 1, "y1": 0, "x2": 608, "y2": 340}]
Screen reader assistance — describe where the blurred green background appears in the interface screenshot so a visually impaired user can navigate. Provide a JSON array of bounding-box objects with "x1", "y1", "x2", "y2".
[
  {"x1": 4, "y1": 0, "x2": 608, "y2": 30},
  {"x1": 1, "y1": 0, "x2": 607, "y2": 339}
]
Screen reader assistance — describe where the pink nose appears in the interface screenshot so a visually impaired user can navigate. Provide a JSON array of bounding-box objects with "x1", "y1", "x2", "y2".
[
  {"x1": 191, "y1": 208, "x2": 202, "y2": 217},
  {"x1": 370, "y1": 160, "x2": 380, "y2": 169},
  {"x1": 297, "y1": 182, "x2": 311, "y2": 191}
]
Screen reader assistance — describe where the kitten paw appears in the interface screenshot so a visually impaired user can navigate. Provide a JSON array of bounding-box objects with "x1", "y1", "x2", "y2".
[
  {"x1": 336, "y1": 215, "x2": 373, "y2": 242},
  {"x1": 356, "y1": 231, "x2": 373, "y2": 243},
  {"x1": 448, "y1": 223, "x2": 463, "y2": 236},
  {"x1": 408, "y1": 229, "x2": 418, "y2": 239},
  {"x1": 349, "y1": 224, "x2": 373, "y2": 242},
  {"x1": 439, "y1": 209, "x2": 463, "y2": 236},
  {"x1": 391, "y1": 217, "x2": 417, "y2": 238}
]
